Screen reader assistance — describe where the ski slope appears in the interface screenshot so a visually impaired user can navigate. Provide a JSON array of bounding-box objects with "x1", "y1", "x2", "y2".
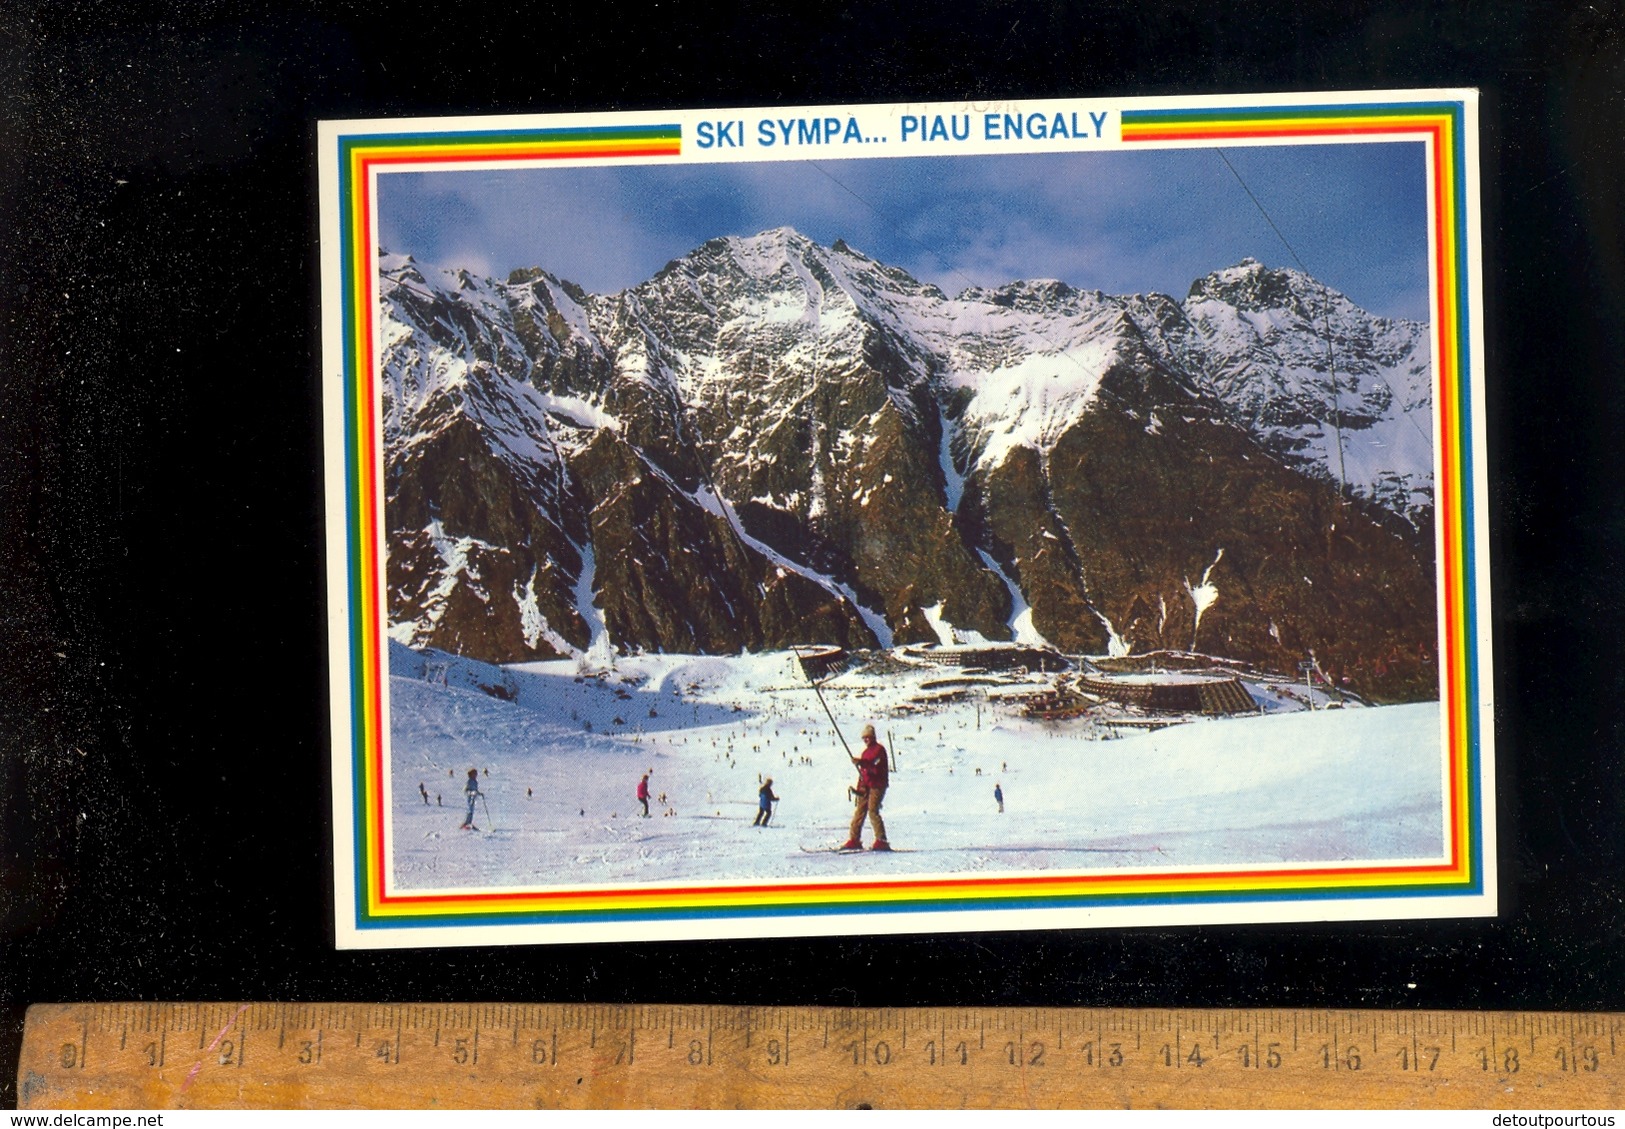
[{"x1": 385, "y1": 644, "x2": 1443, "y2": 892}]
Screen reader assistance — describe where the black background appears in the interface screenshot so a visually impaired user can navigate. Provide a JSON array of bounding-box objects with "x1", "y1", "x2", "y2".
[{"x1": 4, "y1": 0, "x2": 1623, "y2": 1109}]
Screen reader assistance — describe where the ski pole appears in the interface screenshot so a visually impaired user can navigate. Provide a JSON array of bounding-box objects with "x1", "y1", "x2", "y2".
[{"x1": 480, "y1": 792, "x2": 492, "y2": 826}]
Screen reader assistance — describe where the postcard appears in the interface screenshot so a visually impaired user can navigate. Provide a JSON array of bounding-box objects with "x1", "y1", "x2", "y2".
[{"x1": 319, "y1": 89, "x2": 1493, "y2": 948}]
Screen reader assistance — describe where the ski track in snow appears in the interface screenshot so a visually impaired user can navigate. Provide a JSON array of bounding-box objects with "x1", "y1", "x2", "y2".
[{"x1": 386, "y1": 644, "x2": 1444, "y2": 891}]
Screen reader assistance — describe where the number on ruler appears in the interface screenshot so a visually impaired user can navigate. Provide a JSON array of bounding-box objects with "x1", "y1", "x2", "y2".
[
  {"x1": 1397, "y1": 1046, "x2": 1440, "y2": 1071},
  {"x1": 1556, "y1": 1046, "x2": 1601, "y2": 1073},
  {"x1": 1004, "y1": 1041, "x2": 1044, "y2": 1067},
  {"x1": 1320, "y1": 1044, "x2": 1360, "y2": 1071}
]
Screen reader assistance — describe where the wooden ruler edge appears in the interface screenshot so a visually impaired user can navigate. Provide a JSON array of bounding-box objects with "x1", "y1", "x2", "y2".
[{"x1": 18, "y1": 1003, "x2": 1625, "y2": 1111}]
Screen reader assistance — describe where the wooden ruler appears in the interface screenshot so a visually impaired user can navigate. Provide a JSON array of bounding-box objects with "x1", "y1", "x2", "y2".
[{"x1": 17, "y1": 1003, "x2": 1625, "y2": 1109}]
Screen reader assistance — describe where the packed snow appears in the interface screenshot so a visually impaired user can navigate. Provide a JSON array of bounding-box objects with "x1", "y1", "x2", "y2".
[{"x1": 385, "y1": 643, "x2": 1443, "y2": 892}]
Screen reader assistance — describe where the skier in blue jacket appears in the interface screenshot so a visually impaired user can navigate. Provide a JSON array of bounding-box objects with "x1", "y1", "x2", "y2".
[{"x1": 753, "y1": 779, "x2": 779, "y2": 826}]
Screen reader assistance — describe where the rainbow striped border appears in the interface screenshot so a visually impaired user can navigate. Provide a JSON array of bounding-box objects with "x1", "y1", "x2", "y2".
[{"x1": 324, "y1": 97, "x2": 1489, "y2": 941}]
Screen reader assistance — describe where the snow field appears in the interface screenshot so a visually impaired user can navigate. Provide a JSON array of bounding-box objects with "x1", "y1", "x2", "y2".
[{"x1": 384, "y1": 644, "x2": 1443, "y2": 892}]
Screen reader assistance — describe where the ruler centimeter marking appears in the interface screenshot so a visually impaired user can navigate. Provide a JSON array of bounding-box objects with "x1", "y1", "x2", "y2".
[{"x1": 16, "y1": 1004, "x2": 1625, "y2": 1109}]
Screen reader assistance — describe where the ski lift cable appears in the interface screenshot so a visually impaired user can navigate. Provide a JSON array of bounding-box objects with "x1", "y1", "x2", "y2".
[
  {"x1": 1212, "y1": 149, "x2": 1350, "y2": 500},
  {"x1": 1212, "y1": 149, "x2": 1435, "y2": 489}
]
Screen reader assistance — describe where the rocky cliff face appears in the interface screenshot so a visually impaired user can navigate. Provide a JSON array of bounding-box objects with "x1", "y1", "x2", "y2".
[
  {"x1": 379, "y1": 230, "x2": 1438, "y2": 700},
  {"x1": 1175, "y1": 258, "x2": 1435, "y2": 525}
]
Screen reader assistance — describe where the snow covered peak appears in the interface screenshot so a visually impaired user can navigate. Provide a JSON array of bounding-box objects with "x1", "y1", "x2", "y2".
[
  {"x1": 660, "y1": 228, "x2": 938, "y2": 304},
  {"x1": 377, "y1": 237, "x2": 1440, "y2": 675},
  {"x1": 703, "y1": 227, "x2": 821, "y2": 279},
  {"x1": 721, "y1": 225, "x2": 869, "y2": 259},
  {"x1": 1186, "y1": 258, "x2": 1334, "y2": 314},
  {"x1": 377, "y1": 235, "x2": 1435, "y2": 527},
  {"x1": 379, "y1": 251, "x2": 514, "y2": 329},
  {"x1": 689, "y1": 225, "x2": 877, "y2": 290},
  {"x1": 1176, "y1": 259, "x2": 1433, "y2": 517}
]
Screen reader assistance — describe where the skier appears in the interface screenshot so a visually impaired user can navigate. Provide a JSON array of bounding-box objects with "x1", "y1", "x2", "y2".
[
  {"x1": 460, "y1": 768, "x2": 481, "y2": 830},
  {"x1": 636, "y1": 773, "x2": 651, "y2": 818},
  {"x1": 419, "y1": 782, "x2": 429, "y2": 805},
  {"x1": 753, "y1": 778, "x2": 778, "y2": 827},
  {"x1": 842, "y1": 724, "x2": 891, "y2": 851},
  {"x1": 994, "y1": 782, "x2": 1004, "y2": 813}
]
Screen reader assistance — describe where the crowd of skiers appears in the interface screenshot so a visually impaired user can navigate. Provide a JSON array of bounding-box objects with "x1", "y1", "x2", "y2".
[{"x1": 426, "y1": 721, "x2": 1010, "y2": 843}]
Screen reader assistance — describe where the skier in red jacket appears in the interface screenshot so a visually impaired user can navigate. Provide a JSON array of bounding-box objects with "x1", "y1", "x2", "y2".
[
  {"x1": 842, "y1": 724, "x2": 891, "y2": 851},
  {"x1": 636, "y1": 773, "x2": 651, "y2": 818}
]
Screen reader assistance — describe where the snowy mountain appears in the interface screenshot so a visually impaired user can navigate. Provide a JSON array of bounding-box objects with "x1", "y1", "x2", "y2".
[
  {"x1": 1174, "y1": 258, "x2": 1433, "y2": 523},
  {"x1": 379, "y1": 230, "x2": 1438, "y2": 700}
]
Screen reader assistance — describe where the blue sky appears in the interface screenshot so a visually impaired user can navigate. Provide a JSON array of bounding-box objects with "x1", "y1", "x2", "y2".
[{"x1": 378, "y1": 142, "x2": 1430, "y2": 321}]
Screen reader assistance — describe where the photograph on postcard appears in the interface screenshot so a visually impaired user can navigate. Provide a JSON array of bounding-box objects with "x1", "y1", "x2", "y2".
[{"x1": 321, "y1": 92, "x2": 1492, "y2": 945}]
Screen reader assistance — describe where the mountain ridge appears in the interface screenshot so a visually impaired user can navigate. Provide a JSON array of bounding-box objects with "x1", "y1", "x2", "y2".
[{"x1": 378, "y1": 229, "x2": 1438, "y2": 700}]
